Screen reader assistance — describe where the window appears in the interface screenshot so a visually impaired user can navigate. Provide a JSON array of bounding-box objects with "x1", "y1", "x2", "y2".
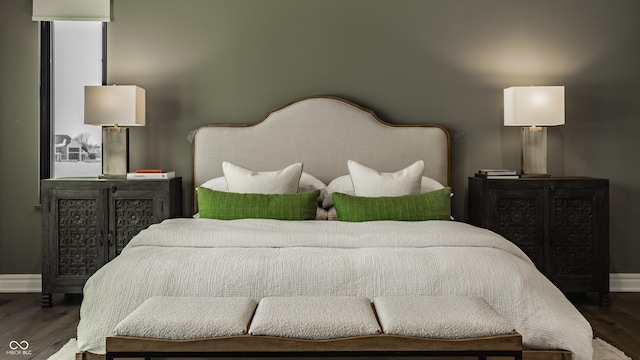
[{"x1": 40, "y1": 21, "x2": 106, "y2": 179}]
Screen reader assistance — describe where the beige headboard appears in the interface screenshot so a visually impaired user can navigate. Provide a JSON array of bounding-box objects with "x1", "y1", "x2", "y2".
[{"x1": 193, "y1": 96, "x2": 450, "y2": 191}]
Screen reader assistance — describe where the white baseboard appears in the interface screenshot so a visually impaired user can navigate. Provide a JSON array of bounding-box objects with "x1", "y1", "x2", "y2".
[
  {"x1": 610, "y1": 273, "x2": 640, "y2": 292},
  {"x1": 1, "y1": 273, "x2": 639, "y2": 293},
  {"x1": 0, "y1": 274, "x2": 41, "y2": 293}
]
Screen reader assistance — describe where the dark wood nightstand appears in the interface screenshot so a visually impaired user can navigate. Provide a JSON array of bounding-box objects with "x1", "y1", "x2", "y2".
[
  {"x1": 40, "y1": 177, "x2": 182, "y2": 307},
  {"x1": 468, "y1": 176, "x2": 610, "y2": 305}
]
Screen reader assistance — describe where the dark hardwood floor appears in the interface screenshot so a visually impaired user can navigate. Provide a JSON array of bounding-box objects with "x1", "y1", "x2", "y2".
[
  {"x1": 0, "y1": 292, "x2": 638, "y2": 360},
  {"x1": 572, "y1": 293, "x2": 640, "y2": 359},
  {"x1": 0, "y1": 293, "x2": 80, "y2": 360}
]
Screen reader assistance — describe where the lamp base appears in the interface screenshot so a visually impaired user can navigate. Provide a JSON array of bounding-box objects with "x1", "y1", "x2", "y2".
[
  {"x1": 101, "y1": 126, "x2": 130, "y2": 177},
  {"x1": 521, "y1": 127, "x2": 548, "y2": 176}
]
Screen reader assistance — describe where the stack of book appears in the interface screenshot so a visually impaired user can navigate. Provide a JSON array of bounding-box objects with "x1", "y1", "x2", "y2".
[
  {"x1": 127, "y1": 169, "x2": 176, "y2": 180},
  {"x1": 475, "y1": 169, "x2": 520, "y2": 179}
]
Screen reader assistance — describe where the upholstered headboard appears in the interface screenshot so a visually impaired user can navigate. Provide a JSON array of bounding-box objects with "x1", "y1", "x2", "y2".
[{"x1": 193, "y1": 96, "x2": 450, "y2": 191}]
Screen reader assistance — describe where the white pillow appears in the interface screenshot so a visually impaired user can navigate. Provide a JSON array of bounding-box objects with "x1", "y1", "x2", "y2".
[
  {"x1": 298, "y1": 172, "x2": 327, "y2": 194},
  {"x1": 222, "y1": 161, "x2": 303, "y2": 194},
  {"x1": 322, "y1": 173, "x2": 446, "y2": 209},
  {"x1": 200, "y1": 172, "x2": 326, "y2": 194},
  {"x1": 347, "y1": 160, "x2": 425, "y2": 197},
  {"x1": 321, "y1": 175, "x2": 355, "y2": 208},
  {"x1": 199, "y1": 176, "x2": 228, "y2": 192}
]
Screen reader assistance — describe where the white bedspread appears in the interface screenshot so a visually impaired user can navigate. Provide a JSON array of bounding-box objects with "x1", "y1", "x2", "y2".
[{"x1": 77, "y1": 219, "x2": 592, "y2": 360}]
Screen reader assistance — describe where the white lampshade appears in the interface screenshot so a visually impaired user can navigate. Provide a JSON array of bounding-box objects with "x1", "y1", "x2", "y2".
[
  {"x1": 504, "y1": 86, "x2": 565, "y2": 127},
  {"x1": 84, "y1": 86, "x2": 146, "y2": 127}
]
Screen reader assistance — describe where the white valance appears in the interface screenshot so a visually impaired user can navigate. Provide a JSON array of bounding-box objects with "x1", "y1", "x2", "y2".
[{"x1": 32, "y1": 0, "x2": 111, "y2": 22}]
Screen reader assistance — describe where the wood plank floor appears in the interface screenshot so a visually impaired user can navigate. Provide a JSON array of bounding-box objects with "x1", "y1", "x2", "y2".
[
  {"x1": 1, "y1": 293, "x2": 80, "y2": 360},
  {"x1": 0, "y1": 292, "x2": 638, "y2": 360},
  {"x1": 572, "y1": 293, "x2": 640, "y2": 359}
]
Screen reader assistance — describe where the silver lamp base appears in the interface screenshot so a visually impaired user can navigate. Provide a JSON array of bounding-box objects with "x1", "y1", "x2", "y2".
[
  {"x1": 100, "y1": 126, "x2": 129, "y2": 179},
  {"x1": 520, "y1": 127, "x2": 550, "y2": 177}
]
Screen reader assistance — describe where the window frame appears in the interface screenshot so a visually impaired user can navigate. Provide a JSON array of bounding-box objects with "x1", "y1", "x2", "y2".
[{"x1": 39, "y1": 21, "x2": 107, "y2": 180}]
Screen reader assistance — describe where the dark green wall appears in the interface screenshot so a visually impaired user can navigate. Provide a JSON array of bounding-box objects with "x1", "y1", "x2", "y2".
[
  {"x1": 2, "y1": 0, "x2": 639, "y2": 274},
  {"x1": 0, "y1": 0, "x2": 41, "y2": 274}
]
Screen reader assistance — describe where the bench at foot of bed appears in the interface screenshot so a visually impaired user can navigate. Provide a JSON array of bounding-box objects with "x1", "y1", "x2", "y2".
[
  {"x1": 106, "y1": 334, "x2": 523, "y2": 359},
  {"x1": 106, "y1": 295, "x2": 525, "y2": 359}
]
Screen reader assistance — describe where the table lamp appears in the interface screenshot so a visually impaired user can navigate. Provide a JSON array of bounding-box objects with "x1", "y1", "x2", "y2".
[
  {"x1": 84, "y1": 85, "x2": 145, "y2": 178},
  {"x1": 504, "y1": 86, "x2": 565, "y2": 176}
]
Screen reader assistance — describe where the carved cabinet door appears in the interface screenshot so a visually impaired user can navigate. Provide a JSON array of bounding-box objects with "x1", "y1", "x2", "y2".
[
  {"x1": 44, "y1": 188, "x2": 109, "y2": 293},
  {"x1": 547, "y1": 185, "x2": 609, "y2": 293},
  {"x1": 108, "y1": 187, "x2": 165, "y2": 259},
  {"x1": 488, "y1": 188, "x2": 546, "y2": 271}
]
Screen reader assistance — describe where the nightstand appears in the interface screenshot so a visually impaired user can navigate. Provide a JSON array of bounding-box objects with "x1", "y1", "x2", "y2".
[
  {"x1": 468, "y1": 176, "x2": 610, "y2": 305},
  {"x1": 40, "y1": 177, "x2": 182, "y2": 307}
]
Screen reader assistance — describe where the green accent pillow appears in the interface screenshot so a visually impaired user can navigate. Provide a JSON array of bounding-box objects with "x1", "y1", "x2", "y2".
[
  {"x1": 332, "y1": 187, "x2": 451, "y2": 222},
  {"x1": 197, "y1": 188, "x2": 320, "y2": 220}
]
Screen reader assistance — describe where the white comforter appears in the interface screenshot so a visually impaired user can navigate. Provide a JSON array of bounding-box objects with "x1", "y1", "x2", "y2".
[{"x1": 77, "y1": 219, "x2": 592, "y2": 359}]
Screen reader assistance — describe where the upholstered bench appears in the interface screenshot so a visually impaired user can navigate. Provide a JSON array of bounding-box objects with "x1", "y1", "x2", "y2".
[{"x1": 106, "y1": 295, "x2": 522, "y2": 360}]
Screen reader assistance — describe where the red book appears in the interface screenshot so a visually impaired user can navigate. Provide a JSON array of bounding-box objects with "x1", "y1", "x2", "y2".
[{"x1": 136, "y1": 169, "x2": 166, "y2": 173}]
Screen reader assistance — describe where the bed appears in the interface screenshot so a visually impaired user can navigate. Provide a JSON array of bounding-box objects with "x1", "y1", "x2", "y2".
[{"x1": 76, "y1": 96, "x2": 592, "y2": 360}]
